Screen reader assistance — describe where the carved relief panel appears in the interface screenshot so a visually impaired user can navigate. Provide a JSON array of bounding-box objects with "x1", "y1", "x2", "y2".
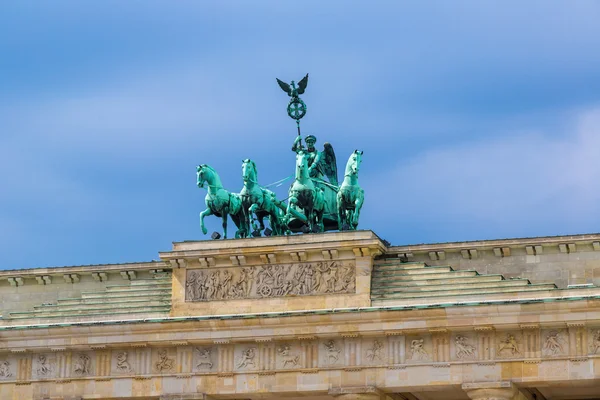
[
  {"x1": 452, "y1": 333, "x2": 477, "y2": 361},
  {"x1": 363, "y1": 338, "x2": 386, "y2": 365},
  {"x1": 406, "y1": 336, "x2": 432, "y2": 363},
  {"x1": 72, "y1": 352, "x2": 94, "y2": 377},
  {"x1": 152, "y1": 348, "x2": 176, "y2": 374},
  {"x1": 185, "y1": 261, "x2": 355, "y2": 302},
  {"x1": 319, "y1": 339, "x2": 344, "y2": 367},
  {"x1": 33, "y1": 353, "x2": 57, "y2": 379},
  {"x1": 589, "y1": 328, "x2": 600, "y2": 355},
  {"x1": 111, "y1": 350, "x2": 135, "y2": 374},
  {"x1": 496, "y1": 332, "x2": 523, "y2": 359},
  {"x1": 0, "y1": 355, "x2": 16, "y2": 380},
  {"x1": 542, "y1": 330, "x2": 567, "y2": 357},
  {"x1": 276, "y1": 342, "x2": 301, "y2": 369},
  {"x1": 193, "y1": 346, "x2": 215, "y2": 372},
  {"x1": 234, "y1": 345, "x2": 258, "y2": 372}
]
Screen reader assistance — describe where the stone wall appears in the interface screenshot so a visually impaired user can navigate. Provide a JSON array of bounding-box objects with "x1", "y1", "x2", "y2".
[{"x1": 389, "y1": 233, "x2": 600, "y2": 288}]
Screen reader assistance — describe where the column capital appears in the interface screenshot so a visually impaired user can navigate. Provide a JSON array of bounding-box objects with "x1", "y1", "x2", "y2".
[
  {"x1": 329, "y1": 386, "x2": 383, "y2": 400},
  {"x1": 462, "y1": 382, "x2": 518, "y2": 400}
]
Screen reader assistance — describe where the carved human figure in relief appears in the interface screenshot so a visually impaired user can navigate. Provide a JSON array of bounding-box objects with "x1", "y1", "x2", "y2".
[
  {"x1": 74, "y1": 354, "x2": 91, "y2": 376},
  {"x1": 323, "y1": 340, "x2": 341, "y2": 364},
  {"x1": 116, "y1": 351, "x2": 132, "y2": 373},
  {"x1": 497, "y1": 334, "x2": 521, "y2": 356},
  {"x1": 237, "y1": 348, "x2": 257, "y2": 369},
  {"x1": 455, "y1": 335, "x2": 476, "y2": 359},
  {"x1": 0, "y1": 360, "x2": 11, "y2": 378},
  {"x1": 410, "y1": 339, "x2": 429, "y2": 361},
  {"x1": 543, "y1": 331, "x2": 565, "y2": 356},
  {"x1": 36, "y1": 354, "x2": 51, "y2": 376},
  {"x1": 154, "y1": 350, "x2": 174, "y2": 372},
  {"x1": 195, "y1": 348, "x2": 213, "y2": 369},
  {"x1": 277, "y1": 344, "x2": 299, "y2": 368},
  {"x1": 366, "y1": 340, "x2": 383, "y2": 362}
]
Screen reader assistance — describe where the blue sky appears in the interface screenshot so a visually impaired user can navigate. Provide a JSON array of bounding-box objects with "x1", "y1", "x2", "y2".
[{"x1": 1, "y1": 1, "x2": 600, "y2": 270}]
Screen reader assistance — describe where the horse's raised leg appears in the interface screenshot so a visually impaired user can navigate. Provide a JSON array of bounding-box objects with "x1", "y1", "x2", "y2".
[
  {"x1": 286, "y1": 196, "x2": 299, "y2": 224},
  {"x1": 352, "y1": 189, "x2": 365, "y2": 229},
  {"x1": 221, "y1": 212, "x2": 228, "y2": 239},
  {"x1": 200, "y1": 208, "x2": 213, "y2": 235}
]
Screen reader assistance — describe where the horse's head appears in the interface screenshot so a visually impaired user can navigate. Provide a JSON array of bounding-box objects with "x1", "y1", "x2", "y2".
[
  {"x1": 296, "y1": 151, "x2": 309, "y2": 176},
  {"x1": 196, "y1": 164, "x2": 209, "y2": 188},
  {"x1": 346, "y1": 150, "x2": 363, "y2": 176},
  {"x1": 242, "y1": 159, "x2": 257, "y2": 183}
]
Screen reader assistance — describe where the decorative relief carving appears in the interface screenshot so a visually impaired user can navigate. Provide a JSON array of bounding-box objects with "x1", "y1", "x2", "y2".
[
  {"x1": 195, "y1": 347, "x2": 213, "y2": 370},
  {"x1": 543, "y1": 331, "x2": 566, "y2": 356},
  {"x1": 410, "y1": 339, "x2": 429, "y2": 361},
  {"x1": 323, "y1": 340, "x2": 342, "y2": 365},
  {"x1": 185, "y1": 261, "x2": 355, "y2": 302},
  {"x1": 0, "y1": 360, "x2": 12, "y2": 378},
  {"x1": 455, "y1": 335, "x2": 476, "y2": 359},
  {"x1": 277, "y1": 344, "x2": 299, "y2": 368},
  {"x1": 366, "y1": 340, "x2": 384, "y2": 363},
  {"x1": 497, "y1": 333, "x2": 521, "y2": 357},
  {"x1": 73, "y1": 353, "x2": 92, "y2": 376},
  {"x1": 154, "y1": 350, "x2": 175, "y2": 373},
  {"x1": 590, "y1": 330, "x2": 600, "y2": 355},
  {"x1": 236, "y1": 348, "x2": 257, "y2": 369},
  {"x1": 116, "y1": 351, "x2": 132, "y2": 373},
  {"x1": 36, "y1": 354, "x2": 53, "y2": 377}
]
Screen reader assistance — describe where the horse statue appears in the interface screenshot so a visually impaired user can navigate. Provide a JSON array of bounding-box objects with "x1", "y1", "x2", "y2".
[
  {"x1": 196, "y1": 164, "x2": 247, "y2": 239},
  {"x1": 286, "y1": 151, "x2": 325, "y2": 232},
  {"x1": 337, "y1": 150, "x2": 364, "y2": 230},
  {"x1": 240, "y1": 159, "x2": 286, "y2": 236}
]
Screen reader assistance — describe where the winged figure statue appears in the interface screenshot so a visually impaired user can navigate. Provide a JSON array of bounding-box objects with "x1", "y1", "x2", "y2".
[{"x1": 276, "y1": 74, "x2": 309, "y2": 99}]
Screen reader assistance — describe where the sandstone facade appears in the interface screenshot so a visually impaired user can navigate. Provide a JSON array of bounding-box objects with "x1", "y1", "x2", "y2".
[{"x1": 1, "y1": 231, "x2": 600, "y2": 399}]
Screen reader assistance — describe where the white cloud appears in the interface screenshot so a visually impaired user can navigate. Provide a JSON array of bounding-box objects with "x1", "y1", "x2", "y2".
[{"x1": 363, "y1": 107, "x2": 600, "y2": 240}]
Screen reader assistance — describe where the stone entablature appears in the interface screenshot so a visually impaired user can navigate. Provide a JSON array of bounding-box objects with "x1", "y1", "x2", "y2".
[{"x1": 1, "y1": 298, "x2": 600, "y2": 399}]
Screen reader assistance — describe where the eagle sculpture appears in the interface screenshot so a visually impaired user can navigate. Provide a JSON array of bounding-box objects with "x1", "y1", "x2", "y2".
[{"x1": 276, "y1": 74, "x2": 309, "y2": 98}]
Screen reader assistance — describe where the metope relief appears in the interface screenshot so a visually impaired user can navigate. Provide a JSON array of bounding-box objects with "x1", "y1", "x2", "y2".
[
  {"x1": 236, "y1": 347, "x2": 257, "y2": 370},
  {"x1": 185, "y1": 261, "x2": 355, "y2": 302},
  {"x1": 73, "y1": 353, "x2": 92, "y2": 376},
  {"x1": 496, "y1": 333, "x2": 522, "y2": 358},
  {"x1": 410, "y1": 339, "x2": 429, "y2": 361},
  {"x1": 542, "y1": 330, "x2": 567, "y2": 357},
  {"x1": 364, "y1": 339, "x2": 385, "y2": 364},
  {"x1": 154, "y1": 349, "x2": 175, "y2": 373},
  {"x1": 194, "y1": 347, "x2": 214, "y2": 371},
  {"x1": 34, "y1": 354, "x2": 55, "y2": 379},
  {"x1": 321, "y1": 340, "x2": 343, "y2": 367},
  {"x1": 590, "y1": 329, "x2": 600, "y2": 355},
  {"x1": 0, "y1": 359, "x2": 13, "y2": 379},
  {"x1": 453, "y1": 334, "x2": 477, "y2": 360},
  {"x1": 113, "y1": 351, "x2": 133, "y2": 374},
  {"x1": 277, "y1": 343, "x2": 300, "y2": 368}
]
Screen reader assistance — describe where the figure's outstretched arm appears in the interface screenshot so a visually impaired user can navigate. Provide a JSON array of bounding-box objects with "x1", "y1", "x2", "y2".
[{"x1": 292, "y1": 135, "x2": 303, "y2": 152}]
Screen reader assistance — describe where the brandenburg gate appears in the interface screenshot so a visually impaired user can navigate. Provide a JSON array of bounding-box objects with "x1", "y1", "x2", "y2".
[{"x1": 2, "y1": 231, "x2": 600, "y2": 399}]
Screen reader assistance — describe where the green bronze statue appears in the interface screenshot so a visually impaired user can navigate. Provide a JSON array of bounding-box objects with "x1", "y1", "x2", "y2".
[
  {"x1": 337, "y1": 150, "x2": 364, "y2": 230},
  {"x1": 196, "y1": 164, "x2": 247, "y2": 239},
  {"x1": 195, "y1": 74, "x2": 367, "y2": 239},
  {"x1": 286, "y1": 150, "x2": 325, "y2": 232},
  {"x1": 240, "y1": 159, "x2": 286, "y2": 236}
]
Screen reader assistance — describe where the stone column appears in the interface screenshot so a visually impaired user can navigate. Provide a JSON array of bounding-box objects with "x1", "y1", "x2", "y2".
[{"x1": 462, "y1": 382, "x2": 521, "y2": 400}]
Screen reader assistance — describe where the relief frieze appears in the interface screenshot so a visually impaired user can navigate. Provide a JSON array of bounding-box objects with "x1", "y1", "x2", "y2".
[{"x1": 185, "y1": 261, "x2": 355, "y2": 301}]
